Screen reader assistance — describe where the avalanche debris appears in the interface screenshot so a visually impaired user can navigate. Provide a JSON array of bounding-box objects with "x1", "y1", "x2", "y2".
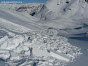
[{"x1": 0, "y1": 29, "x2": 82, "y2": 66}]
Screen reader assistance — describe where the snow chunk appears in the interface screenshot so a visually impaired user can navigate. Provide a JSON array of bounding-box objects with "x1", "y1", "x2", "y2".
[
  {"x1": 0, "y1": 50, "x2": 10, "y2": 59},
  {"x1": 0, "y1": 35, "x2": 25, "y2": 50}
]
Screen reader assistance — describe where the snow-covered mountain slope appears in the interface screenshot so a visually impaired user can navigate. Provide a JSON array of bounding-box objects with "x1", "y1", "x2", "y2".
[
  {"x1": 1, "y1": 1, "x2": 88, "y2": 33},
  {"x1": 0, "y1": 3, "x2": 43, "y2": 16},
  {"x1": 0, "y1": 6, "x2": 46, "y2": 32},
  {"x1": 37, "y1": 0, "x2": 88, "y2": 19},
  {"x1": 35, "y1": 0, "x2": 88, "y2": 35}
]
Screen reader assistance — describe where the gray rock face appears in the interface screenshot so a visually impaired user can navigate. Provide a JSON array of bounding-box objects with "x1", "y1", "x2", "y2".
[{"x1": 85, "y1": 0, "x2": 88, "y2": 3}]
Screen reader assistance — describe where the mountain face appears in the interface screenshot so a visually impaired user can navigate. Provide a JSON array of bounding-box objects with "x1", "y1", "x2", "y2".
[
  {"x1": 35, "y1": 0, "x2": 88, "y2": 35},
  {"x1": 37, "y1": 0, "x2": 88, "y2": 20},
  {"x1": 2, "y1": 0, "x2": 88, "y2": 20},
  {"x1": 0, "y1": 3, "x2": 43, "y2": 16}
]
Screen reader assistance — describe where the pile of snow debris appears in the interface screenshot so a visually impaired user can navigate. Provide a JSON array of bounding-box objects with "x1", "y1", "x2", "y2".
[{"x1": 0, "y1": 28, "x2": 82, "y2": 66}]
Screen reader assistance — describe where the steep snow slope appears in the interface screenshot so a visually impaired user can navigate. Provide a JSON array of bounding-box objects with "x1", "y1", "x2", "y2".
[
  {"x1": 35, "y1": 0, "x2": 88, "y2": 35},
  {"x1": 1, "y1": 0, "x2": 88, "y2": 31},
  {"x1": 0, "y1": 6, "x2": 45, "y2": 31},
  {"x1": 2, "y1": 1, "x2": 88, "y2": 32},
  {"x1": 38, "y1": 0, "x2": 88, "y2": 19},
  {"x1": 0, "y1": 18, "x2": 30, "y2": 33}
]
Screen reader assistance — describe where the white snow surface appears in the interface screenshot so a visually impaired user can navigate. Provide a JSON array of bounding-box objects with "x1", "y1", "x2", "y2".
[
  {"x1": 0, "y1": 29, "x2": 81, "y2": 66},
  {"x1": 36, "y1": 0, "x2": 88, "y2": 33},
  {"x1": 38, "y1": 0, "x2": 88, "y2": 19},
  {"x1": 0, "y1": 3, "x2": 43, "y2": 15},
  {"x1": 0, "y1": 6, "x2": 45, "y2": 32},
  {"x1": 0, "y1": 0, "x2": 87, "y2": 66},
  {"x1": 1, "y1": 1, "x2": 88, "y2": 31}
]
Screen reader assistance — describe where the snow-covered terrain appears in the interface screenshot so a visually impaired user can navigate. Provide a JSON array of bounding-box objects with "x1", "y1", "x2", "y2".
[
  {"x1": 0, "y1": 3, "x2": 43, "y2": 16},
  {"x1": 36, "y1": 0, "x2": 88, "y2": 33},
  {"x1": 0, "y1": 0, "x2": 88, "y2": 66},
  {"x1": 0, "y1": 28, "x2": 81, "y2": 66}
]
